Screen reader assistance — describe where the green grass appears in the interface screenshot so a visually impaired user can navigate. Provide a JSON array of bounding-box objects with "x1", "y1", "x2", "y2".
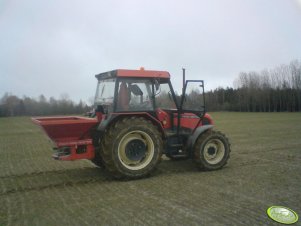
[
  {"x1": 0, "y1": 113, "x2": 301, "y2": 226},
  {"x1": 211, "y1": 112, "x2": 301, "y2": 152}
]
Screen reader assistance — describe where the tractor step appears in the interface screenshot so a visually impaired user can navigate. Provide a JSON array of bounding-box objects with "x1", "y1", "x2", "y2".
[
  {"x1": 169, "y1": 154, "x2": 188, "y2": 158},
  {"x1": 169, "y1": 144, "x2": 183, "y2": 148},
  {"x1": 166, "y1": 131, "x2": 177, "y2": 137},
  {"x1": 166, "y1": 151, "x2": 189, "y2": 159},
  {"x1": 166, "y1": 146, "x2": 189, "y2": 159}
]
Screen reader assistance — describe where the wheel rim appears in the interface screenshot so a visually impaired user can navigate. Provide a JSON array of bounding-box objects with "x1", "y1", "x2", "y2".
[
  {"x1": 203, "y1": 138, "x2": 225, "y2": 165},
  {"x1": 118, "y1": 130, "x2": 155, "y2": 170}
]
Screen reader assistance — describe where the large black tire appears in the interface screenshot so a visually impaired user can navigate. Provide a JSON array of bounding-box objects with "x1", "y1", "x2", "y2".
[
  {"x1": 100, "y1": 117, "x2": 163, "y2": 179},
  {"x1": 194, "y1": 130, "x2": 231, "y2": 170},
  {"x1": 91, "y1": 132, "x2": 104, "y2": 168},
  {"x1": 91, "y1": 147, "x2": 104, "y2": 168}
]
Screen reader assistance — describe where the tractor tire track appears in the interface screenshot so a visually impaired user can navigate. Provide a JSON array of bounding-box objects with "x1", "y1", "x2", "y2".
[
  {"x1": 0, "y1": 177, "x2": 105, "y2": 196},
  {"x1": 0, "y1": 166, "x2": 96, "y2": 180}
]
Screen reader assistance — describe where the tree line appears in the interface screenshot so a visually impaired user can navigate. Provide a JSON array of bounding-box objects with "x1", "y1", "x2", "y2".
[
  {"x1": 205, "y1": 59, "x2": 301, "y2": 112},
  {"x1": 1, "y1": 59, "x2": 300, "y2": 117},
  {"x1": 0, "y1": 93, "x2": 90, "y2": 117}
]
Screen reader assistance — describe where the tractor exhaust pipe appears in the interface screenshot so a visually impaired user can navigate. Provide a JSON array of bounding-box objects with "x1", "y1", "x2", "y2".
[
  {"x1": 182, "y1": 68, "x2": 186, "y2": 95},
  {"x1": 177, "y1": 68, "x2": 186, "y2": 137}
]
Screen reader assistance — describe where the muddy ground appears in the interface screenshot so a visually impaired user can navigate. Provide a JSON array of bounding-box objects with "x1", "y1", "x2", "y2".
[{"x1": 0, "y1": 113, "x2": 300, "y2": 226}]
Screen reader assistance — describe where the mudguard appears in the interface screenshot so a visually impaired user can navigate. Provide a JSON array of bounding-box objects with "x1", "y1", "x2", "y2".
[
  {"x1": 97, "y1": 113, "x2": 166, "y2": 138},
  {"x1": 187, "y1": 125, "x2": 214, "y2": 150}
]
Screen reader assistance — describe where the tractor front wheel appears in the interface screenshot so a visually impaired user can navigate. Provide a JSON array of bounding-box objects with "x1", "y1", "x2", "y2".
[
  {"x1": 194, "y1": 130, "x2": 230, "y2": 170},
  {"x1": 101, "y1": 117, "x2": 163, "y2": 179}
]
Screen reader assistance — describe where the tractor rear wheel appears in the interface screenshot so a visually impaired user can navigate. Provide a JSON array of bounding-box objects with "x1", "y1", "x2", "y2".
[
  {"x1": 101, "y1": 117, "x2": 163, "y2": 179},
  {"x1": 194, "y1": 130, "x2": 230, "y2": 170},
  {"x1": 91, "y1": 147, "x2": 104, "y2": 168},
  {"x1": 91, "y1": 133, "x2": 104, "y2": 168}
]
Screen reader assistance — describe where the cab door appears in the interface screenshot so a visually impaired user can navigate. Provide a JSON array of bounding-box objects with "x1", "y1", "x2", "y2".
[{"x1": 177, "y1": 80, "x2": 206, "y2": 132}]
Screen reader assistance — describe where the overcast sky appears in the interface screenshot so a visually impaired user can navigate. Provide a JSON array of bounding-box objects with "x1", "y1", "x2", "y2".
[{"x1": 1, "y1": 0, "x2": 301, "y2": 103}]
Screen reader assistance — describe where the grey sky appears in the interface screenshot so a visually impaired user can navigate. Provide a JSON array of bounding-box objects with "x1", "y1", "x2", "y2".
[{"x1": 1, "y1": 0, "x2": 301, "y2": 103}]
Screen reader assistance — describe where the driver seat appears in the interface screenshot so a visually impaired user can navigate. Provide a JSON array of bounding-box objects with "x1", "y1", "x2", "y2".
[{"x1": 118, "y1": 82, "x2": 130, "y2": 111}]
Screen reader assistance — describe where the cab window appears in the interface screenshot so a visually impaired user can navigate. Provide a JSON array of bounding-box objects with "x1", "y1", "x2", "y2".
[{"x1": 116, "y1": 79, "x2": 154, "y2": 111}]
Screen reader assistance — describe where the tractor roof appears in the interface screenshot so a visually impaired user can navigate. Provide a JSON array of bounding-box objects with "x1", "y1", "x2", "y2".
[{"x1": 95, "y1": 69, "x2": 170, "y2": 80}]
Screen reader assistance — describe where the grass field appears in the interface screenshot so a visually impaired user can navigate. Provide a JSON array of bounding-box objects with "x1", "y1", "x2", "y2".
[{"x1": 0, "y1": 113, "x2": 301, "y2": 226}]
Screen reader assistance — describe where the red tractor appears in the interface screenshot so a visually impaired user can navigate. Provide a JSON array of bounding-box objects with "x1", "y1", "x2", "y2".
[{"x1": 33, "y1": 69, "x2": 230, "y2": 179}]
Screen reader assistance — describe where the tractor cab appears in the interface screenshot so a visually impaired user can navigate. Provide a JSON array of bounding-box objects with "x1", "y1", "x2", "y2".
[
  {"x1": 32, "y1": 68, "x2": 230, "y2": 180},
  {"x1": 94, "y1": 69, "x2": 213, "y2": 159},
  {"x1": 94, "y1": 70, "x2": 210, "y2": 124}
]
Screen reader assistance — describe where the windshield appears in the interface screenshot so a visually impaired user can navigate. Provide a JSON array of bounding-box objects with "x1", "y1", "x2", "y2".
[{"x1": 94, "y1": 78, "x2": 116, "y2": 105}]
